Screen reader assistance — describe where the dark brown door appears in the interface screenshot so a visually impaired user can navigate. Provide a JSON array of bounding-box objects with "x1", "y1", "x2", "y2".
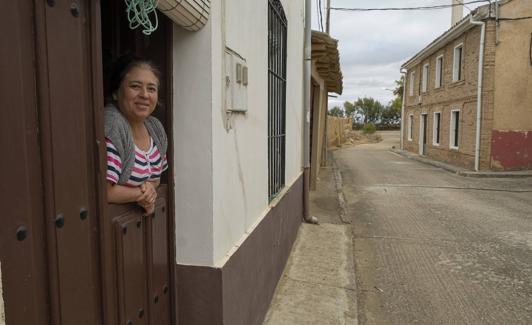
[
  {"x1": 2, "y1": 0, "x2": 103, "y2": 324},
  {"x1": 2, "y1": 1, "x2": 175, "y2": 324},
  {"x1": 36, "y1": 0, "x2": 103, "y2": 323},
  {"x1": 1, "y1": 1, "x2": 50, "y2": 323}
]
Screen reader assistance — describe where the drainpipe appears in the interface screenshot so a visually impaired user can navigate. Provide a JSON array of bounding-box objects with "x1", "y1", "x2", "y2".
[
  {"x1": 470, "y1": 13, "x2": 486, "y2": 171},
  {"x1": 400, "y1": 68, "x2": 407, "y2": 150},
  {"x1": 303, "y1": 0, "x2": 318, "y2": 224}
]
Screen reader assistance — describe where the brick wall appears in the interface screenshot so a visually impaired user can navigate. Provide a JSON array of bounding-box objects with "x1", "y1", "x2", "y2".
[{"x1": 403, "y1": 21, "x2": 496, "y2": 170}]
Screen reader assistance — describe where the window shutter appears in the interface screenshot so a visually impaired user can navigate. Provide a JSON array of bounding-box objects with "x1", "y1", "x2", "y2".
[{"x1": 158, "y1": 0, "x2": 210, "y2": 31}]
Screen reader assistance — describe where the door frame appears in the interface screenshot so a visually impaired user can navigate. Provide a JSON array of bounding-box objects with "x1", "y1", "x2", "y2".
[{"x1": 91, "y1": 1, "x2": 177, "y2": 324}]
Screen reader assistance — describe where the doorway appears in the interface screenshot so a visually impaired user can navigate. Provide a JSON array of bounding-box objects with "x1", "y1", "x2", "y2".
[
  {"x1": 99, "y1": 2, "x2": 175, "y2": 324},
  {"x1": 419, "y1": 114, "x2": 427, "y2": 155},
  {"x1": 2, "y1": 2, "x2": 176, "y2": 324}
]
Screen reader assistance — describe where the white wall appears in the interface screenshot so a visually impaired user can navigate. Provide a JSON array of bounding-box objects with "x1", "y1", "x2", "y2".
[
  {"x1": 173, "y1": 0, "x2": 305, "y2": 267},
  {"x1": 173, "y1": 18, "x2": 214, "y2": 266},
  {"x1": 284, "y1": 0, "x2": 306, "y2": 184},
  {"x1": 212, "y1": 0, "x2": 305, "y2": 265}
]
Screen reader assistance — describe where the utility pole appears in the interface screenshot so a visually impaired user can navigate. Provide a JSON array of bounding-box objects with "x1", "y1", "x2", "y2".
[{"x1": 326, "y1": 0, "x2": 331, "y2": 34}]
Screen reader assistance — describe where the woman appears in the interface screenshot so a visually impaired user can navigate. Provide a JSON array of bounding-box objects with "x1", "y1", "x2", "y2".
[{"x1": 104, "y1": 55, "x2": 168, "y2": 214}]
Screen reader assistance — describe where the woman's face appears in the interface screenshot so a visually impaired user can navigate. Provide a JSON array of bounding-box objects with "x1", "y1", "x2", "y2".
[{"x1": 115, "y1": 65, "x2": 159, "y2": 123}]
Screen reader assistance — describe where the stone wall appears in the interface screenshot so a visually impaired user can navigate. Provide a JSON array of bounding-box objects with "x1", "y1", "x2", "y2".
[{"x1": 327, "y1": 117, "x2": 353, "y2": 148}]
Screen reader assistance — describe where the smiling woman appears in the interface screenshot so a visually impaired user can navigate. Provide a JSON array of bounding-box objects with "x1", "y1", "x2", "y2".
[{"x1": 104, "y1": 55, "x2": 168, "y2": 215}]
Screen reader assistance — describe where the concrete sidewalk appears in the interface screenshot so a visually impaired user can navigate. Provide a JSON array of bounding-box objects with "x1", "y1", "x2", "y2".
[
  {"x1": 391, "y1": 148, "x2": 532, "y2": 178},
  {"x1": 263, "y1": 165, "x2": 358, "y2": 325}
]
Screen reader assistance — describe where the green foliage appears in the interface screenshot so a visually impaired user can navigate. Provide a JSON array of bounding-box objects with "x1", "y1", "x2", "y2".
[
  {"x1": 393, "y1": 75, "x2": 404, "y2": 102},
  {"x1": 380, "y1": 99, "x2": 401, "y2": 128},
  {"x1": 361, "y1": 123, "x2": 377, "y2": 134},
  {"x1": 328, "y1": 106, "x2": 345, "y2": 117},
  {"x1": 347, "y1": 97, "x2": 384, "y2": 124},
  {"x1": 343, "y1": 76, "x2": 404, "y2": 129},
  {"x1": 343, "y1": 101, "x2": 356, "y2": 119},
  {"x1": 379, "y1": 75, "x2": 404, "y2": 129}
]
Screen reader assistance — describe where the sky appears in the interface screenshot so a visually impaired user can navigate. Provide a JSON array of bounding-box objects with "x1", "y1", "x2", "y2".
[{"x1": 311, "y1": 0, "x2": 485, "y2": 109}]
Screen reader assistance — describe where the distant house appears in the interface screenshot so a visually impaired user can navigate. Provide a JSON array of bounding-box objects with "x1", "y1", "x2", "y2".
[
  {"x1": 401, "y1": 0, "x2": 532, "y2": 171},
  {"x1": 310, "y1": 30, "x2": 343, "y2": 189}
]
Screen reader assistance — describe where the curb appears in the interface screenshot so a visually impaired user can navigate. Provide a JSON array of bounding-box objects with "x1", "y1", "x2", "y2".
[
  {"x1": 330, "y1": 153, "x2": 350, "y2": 224},
  {"x1": 390, "y1": 149, "x2": 532, "y2": 178}
]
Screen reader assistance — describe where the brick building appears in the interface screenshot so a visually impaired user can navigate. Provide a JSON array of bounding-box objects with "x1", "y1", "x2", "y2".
[{"x1": 401, "y1": 0, "x2": 532, "y2": 171}]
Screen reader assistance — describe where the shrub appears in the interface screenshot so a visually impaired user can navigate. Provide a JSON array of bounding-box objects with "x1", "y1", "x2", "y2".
[
  {"x1": 361, "y1": 123, "x2": 376, "y2": 134},
  {"x1": 352, "y1": 122, "x2": 364, "y2": 130}
]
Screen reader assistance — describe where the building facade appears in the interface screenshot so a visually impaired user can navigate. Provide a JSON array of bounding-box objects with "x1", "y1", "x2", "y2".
[
  {"x1": 310, "y1": 30, "x2": 343, "y2": 189},
  {"x1": 402, "y1": 0, "x2": 532, "y2": 171},
  {"x1": 173, "y1": 1, "x2": 307, "y2": 323}
]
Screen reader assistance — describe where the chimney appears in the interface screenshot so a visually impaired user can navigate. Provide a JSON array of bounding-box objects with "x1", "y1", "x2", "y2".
[{"x1": 451, "y1": 0, "x2": 463, "y2": 26}]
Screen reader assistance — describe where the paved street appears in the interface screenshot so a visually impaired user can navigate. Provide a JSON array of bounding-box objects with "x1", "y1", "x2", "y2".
[{"x1": 335, "y1": 131, "x2": 532, "y2": 325}]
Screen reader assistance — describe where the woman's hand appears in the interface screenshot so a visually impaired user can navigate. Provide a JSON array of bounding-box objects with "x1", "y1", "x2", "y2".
[
  {"x1": 139, "y1": 202, "x2": 155, "y2": 215},
  {"x1": 137, "y1": 181, "x2": 157, "y2": 207}
]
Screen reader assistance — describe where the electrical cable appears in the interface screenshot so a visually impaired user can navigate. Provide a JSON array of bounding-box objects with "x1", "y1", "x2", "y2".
[
  {"x1": 455, "y1": 0, "x2": 474, "y2": 13},
  {"x1": 331, "y1": 0, "x2": 490, "y2": 12}
]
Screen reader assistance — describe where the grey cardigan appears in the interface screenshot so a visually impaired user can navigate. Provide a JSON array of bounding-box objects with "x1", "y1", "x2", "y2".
[{"x1": 104, "y1": 104, "x2": 168, "y2": 184}]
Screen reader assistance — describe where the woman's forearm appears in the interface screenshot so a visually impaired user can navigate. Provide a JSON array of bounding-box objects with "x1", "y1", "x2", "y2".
[
  {"x1": 106, "y1": 182, "x2": 143, "y2": 204},
  {"x1": 149, "y1": 179, "x2": 160, "y2": 188}
]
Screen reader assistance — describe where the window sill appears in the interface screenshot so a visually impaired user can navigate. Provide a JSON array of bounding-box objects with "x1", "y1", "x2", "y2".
[
  {"x1": 449, "y1": 146, "x2": 459, "y2": 150},
  {"x1": 432, "y1": 143, "x2": 440, "y2": 146},
  {"x1": 449, "y1": 79, "x2": 465, "y2": 87}
]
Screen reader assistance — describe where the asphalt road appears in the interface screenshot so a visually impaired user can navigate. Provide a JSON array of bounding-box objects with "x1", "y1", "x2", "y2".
[{"x1": 334, "y1": 131, "x2": 532, "y2": 325}]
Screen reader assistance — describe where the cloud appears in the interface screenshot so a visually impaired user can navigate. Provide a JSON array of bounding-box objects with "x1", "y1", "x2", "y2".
[{"x1": 312, "y1": 0, "x2": 485, "y2": 108}]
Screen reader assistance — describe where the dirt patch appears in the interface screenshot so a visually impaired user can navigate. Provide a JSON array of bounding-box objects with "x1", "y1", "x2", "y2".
[{"x1": 330, "y1": 131, "x2": 382, "y2": 151}]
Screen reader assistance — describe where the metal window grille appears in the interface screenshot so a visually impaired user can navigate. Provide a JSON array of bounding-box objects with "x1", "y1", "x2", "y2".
[{"x1": 268, "y1": 0, "x2": 287, "y2": 201}]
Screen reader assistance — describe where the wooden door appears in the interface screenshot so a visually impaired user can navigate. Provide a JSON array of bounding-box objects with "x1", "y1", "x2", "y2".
[
  {"x1": 1, "y1": 1, "x2": 50, "y2": 323},
  {"x1": 1, "y1": 1, "x2": 175, "y2": 324},
  {"x1": 2, "y1": 0, "x2": 103, "y2": 324}
]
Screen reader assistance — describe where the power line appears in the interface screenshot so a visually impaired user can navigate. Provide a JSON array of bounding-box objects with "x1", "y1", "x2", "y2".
[{"x1": 331, "y1": 0, "x2": 490, "y2": 12}]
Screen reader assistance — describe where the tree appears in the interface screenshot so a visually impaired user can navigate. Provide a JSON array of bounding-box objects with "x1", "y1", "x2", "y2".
[
  {"x1": 379, "y1": 75, "x2": 404, "y2": 128},
  {"x1": 393, "y1": 75, "x2": 404, "y2": 103},
  {"x1": 351, "y1": 97, "x2": 384, "y2": 124},
  {"x1": 381, "y1": 101, "x2": 401, "y2": 127},
  {"x1": 328, "y1": 106, "x2": 345, "y2": 117},
  {"x1": 343, "y1": 101, "x2": 356, "y2": 119}
]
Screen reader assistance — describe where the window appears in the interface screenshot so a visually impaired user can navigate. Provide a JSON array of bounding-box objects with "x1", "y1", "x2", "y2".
[
  {"x1": 268, "y1": 0, "x2": 287, "y2": 200},
  {"x1": 433, "y1": 112, "x2": 441, "y2": 145},
  {"x1": 450, "y1": 110, "x2": 460, "y2": 149},
  {"x1": 422, "y1": 63, "x2": 429, "y2": 92},
  {"x1": 453, "y1": 44, "x2": 463, "y2": 82},
  {"x1": 409, "y1": 71, "x2": 415, "y2": 96},
  {"x1": 408, "y1": 114, "x2": 414, "y2": 141},
  {"x1": 435, "y1": 55, "x2": 443, "y2": 88}
]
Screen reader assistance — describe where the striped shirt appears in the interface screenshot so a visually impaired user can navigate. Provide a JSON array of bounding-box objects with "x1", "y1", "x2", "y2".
[{"x1": 106, "y1": 137, "x2": 168, "y2": 187}]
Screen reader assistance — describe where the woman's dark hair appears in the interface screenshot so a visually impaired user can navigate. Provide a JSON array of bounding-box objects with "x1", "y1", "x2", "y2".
[{"x1": 105, "y1": 54, "x2": 161, "y2": 101}]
